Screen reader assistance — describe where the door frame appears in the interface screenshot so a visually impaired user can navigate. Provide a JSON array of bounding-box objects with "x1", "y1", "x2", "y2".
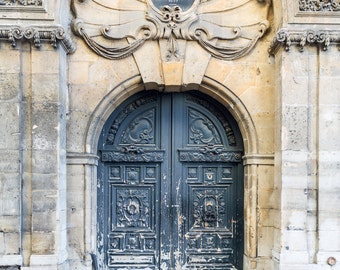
[{"x1": 75, "y1": 76, "x2": 265, "y2": 269}]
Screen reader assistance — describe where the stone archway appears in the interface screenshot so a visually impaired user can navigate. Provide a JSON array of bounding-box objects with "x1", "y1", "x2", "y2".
[{"x1": 74, "y1": 76, "x2": 264, "y2": 269}]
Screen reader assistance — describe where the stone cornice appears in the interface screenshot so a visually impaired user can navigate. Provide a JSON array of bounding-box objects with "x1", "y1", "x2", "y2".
[
  {"x1": 269, "y1": 28, "x2": 340, "y2": 55},
  {"x1": 0, "y1": 25, "x2": 76, "y2": 54}
]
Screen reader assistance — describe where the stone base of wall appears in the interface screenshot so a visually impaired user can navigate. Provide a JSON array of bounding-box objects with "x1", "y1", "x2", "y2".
[{"x1": 0, "y1": 255, "x2": 22, "y2": 266}]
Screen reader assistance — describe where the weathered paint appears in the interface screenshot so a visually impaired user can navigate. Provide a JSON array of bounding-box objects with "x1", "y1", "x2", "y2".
[{"x1": 97, "y1": 91, "x2": 244, "y2": 269}]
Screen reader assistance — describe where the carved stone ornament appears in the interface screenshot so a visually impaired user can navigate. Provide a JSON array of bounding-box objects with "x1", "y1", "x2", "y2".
[
  {"x1": 269, "y1": 29, "x2": 340, "y2": 55},
  {"x1": 0, "y1": 0, "x2": 42, "y2": 5},
  {"x1": 71, "y1": 0, "x2": 271, "y2": 60},
  {"x1": 0, "y1": 26, "x2": 76, "y2": 53},
  {"x1": 299, "y1": 0, "x2": 340, "y2": 12}
]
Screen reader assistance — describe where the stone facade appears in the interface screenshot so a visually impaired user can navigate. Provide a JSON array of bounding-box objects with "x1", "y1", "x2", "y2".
[{"x1": 0, "y1": 0, "x2": 339, "y2": 270}]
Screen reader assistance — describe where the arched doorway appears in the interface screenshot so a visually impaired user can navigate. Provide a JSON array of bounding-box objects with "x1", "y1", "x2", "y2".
[{"x1": 97, "y1": 90, "x2": 244, "y2": 269}]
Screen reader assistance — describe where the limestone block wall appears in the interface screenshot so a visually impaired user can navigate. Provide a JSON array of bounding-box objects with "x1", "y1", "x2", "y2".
[
  {"x1": 0, "y1": 1, "x2": 74, "y2": 269},
  {"x1": 0, "y1": 41, "x2": 70, "y2": 270},
  {"x1": 0, "y1": 42, "x2": 22, "y2": 268},
  {"x1": 272, "y1": 45, "x2": 340, "y2": 270},
  {"x1": 270, "y1": 1, "x2": 340, "y2": 269}
]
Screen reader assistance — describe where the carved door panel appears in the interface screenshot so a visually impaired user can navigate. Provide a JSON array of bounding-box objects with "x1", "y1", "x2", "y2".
[{"x1": 98, "y1": 92, "x2": 244, "y2": 270}]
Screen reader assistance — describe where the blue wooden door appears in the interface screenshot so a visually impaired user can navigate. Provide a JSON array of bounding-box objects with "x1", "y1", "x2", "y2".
[{"x1": 97, "y1": 91, "x2": 244, "y2": 269}]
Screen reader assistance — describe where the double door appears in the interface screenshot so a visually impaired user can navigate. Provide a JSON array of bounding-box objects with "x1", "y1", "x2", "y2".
[{"x1": 98, "y1": 92, "x2": 244, "y2": 269}]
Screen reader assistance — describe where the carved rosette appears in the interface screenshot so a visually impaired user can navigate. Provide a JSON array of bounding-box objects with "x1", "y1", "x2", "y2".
[
  {"x1": 0, "y1": 26, "x2": 76, "y2": 53},
  {"x1": 116, "y1": 189, "x2": 151, "y2": 228},
  {"x1": 71, "y1": 0, "x2": 271, "y2": 60},
  {"x1": 269, "y1": 29, "x2": 340, "y2": 54}
]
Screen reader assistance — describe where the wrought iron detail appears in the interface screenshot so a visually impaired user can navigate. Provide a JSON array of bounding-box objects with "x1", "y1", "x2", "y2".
[
  {"x1": 186, "y1": 94, "x2": 236, "y2": 146},
  {"x1": 71, "y1": 0, "x2": 270, "y2": 60},
  {"x1": 299, "y1": 0, "x2": 340, "y2": 12},
  {"x1": 106, "y1": 94, "x2": 157, "y2": 145},
  {"x1": 179, "y1": 148, "x2": 242, "y2": 163},
  {"x1": 101, "y1": 148, "x2": 165, "y2": 162},
  {"x1": 0, "y1": 26, "x2": 76, "y2": 54},
  {"x1": 269, "y1": 29, "x2": 340, "y2": 55}
]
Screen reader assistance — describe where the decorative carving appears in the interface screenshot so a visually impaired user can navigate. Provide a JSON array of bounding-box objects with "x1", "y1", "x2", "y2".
[
  {"x1": 202, "y1": 235, "x2": 216, "y2": 249},
  {"x1": 145, "y1": 238, "x2": 155, "y2": 250},
  {"x1": 299, "y1": 0, "x2": 340, "y2": 12},
  {"x1": 0, "y1": 26, "x2": 76, "y2": 53},
  {"x1": 101, "y1": 148, "x2": 165, "y2": 162},
  {"x1": 122, "y1": 109, "x2": 155, "y2": 144},
  {"x1": 189, "y1": 109, "x2": 221, "y2": 145},
  {"x1": 179, "y1": 148, "x2": 242, "y2": 163},
  {"x1": 192, "y1": 188, "x2": 226, "y2": 228},
  {"x1": 126, "y1": 167, "x2": 140, "y2": 185},
  {"x1": 116, "y1": 189, "x2": 151, "y2": 228},
  {"x1": 186, "y1": 94, "x2": 236, "y2": 146},
  {"x1": 106, "y1": 94, "x2": 157, "y2": 145},
  {"x1": 126, "y1": 234, "x2": 141, "y2": 249},
  {"x1": 71, "y1": 0, "x2": 270, "y2": 60},
  {"x1": 0, "y1": 0, "x2": 42, "y2": 5},
  {"x1": 269, "y1": 29, "x2": 340, "y2": 55}
]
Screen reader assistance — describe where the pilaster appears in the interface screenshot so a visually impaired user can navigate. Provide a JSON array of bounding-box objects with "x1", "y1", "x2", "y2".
[
  {"x1": 0, "y1": 1, "x2": 75, "y2": 268},
  {"x1": 271, "y1": 1, "x2": 340, "y2": 269}
]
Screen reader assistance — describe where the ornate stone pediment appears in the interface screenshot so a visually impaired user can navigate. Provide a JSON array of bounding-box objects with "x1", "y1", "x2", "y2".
[{"x1": 71, "y1": 0, "x2": 271, "y2": 60}]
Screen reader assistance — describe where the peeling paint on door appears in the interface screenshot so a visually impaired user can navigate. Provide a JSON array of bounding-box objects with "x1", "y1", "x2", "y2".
[{"x1": 97, "y1": 91, "x2": 244, "y2": 269}]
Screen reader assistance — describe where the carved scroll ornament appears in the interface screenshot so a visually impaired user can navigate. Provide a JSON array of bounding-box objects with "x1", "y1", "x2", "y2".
[
  {"x1": 269, "y1": 29, "x2": 340, "y2": 54},
  {"x1": 71, "y1": 0, "x2": 271, "y2": 60},
  {"x1": 0, "y1": 26, "x2": 76, "y2": 53}
]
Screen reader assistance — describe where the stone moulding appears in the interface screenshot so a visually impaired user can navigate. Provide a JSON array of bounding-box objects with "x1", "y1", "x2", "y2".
[
  {"x1": 269, "y1": 28, "x2": 340, "y2": 55},
  {"x1": 0, "y1": 25, "x2": 76, "y2": 53},
  {"x1": 71, "y1": 0, "x2": 271, "y2": 60}
]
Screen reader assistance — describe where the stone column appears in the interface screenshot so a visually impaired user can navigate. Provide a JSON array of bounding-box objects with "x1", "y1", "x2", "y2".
[{"x1": 272, "y1": 47, "x2": 314, "y2": 269}]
